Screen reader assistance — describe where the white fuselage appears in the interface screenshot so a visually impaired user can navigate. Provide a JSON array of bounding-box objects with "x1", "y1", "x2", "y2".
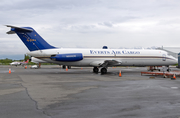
[
  {"x1": 10, "y1": 62, "x2": 21, "y2": 66},
  {"x1": 27, "y1": 48, "x2": 178, "y2": 67}
]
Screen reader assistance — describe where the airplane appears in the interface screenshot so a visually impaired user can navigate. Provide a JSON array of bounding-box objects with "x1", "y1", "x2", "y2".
[
  {"x1": 20, "y1": 59, "x2": 29, "y2": 66},
  {"x1": 10, "y1": 59, "x2": 29, "y2": 66},
  {"x1": 6, "y1": 25, "x2": 178, "y2": 74},
  {"x1": 10, "y1": 61, "x2": 21, "y2": 66}
]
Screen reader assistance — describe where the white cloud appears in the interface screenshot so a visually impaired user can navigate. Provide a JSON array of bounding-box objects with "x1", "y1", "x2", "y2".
[{"x1": 1, "y1": 0, "x2": 180, "y2": 59}]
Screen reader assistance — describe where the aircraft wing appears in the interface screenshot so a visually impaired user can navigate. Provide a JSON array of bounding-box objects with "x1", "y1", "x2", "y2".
[
  {"x1": 106, "y1": 60, "x2": 122, "y2": 66},
  {"x1": 90, "y1": 60, "x2": 122, "y2": 67}
]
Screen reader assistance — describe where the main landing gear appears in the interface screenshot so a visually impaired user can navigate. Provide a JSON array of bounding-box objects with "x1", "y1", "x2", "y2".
[
  {"x1": 93, "y1": 67, "x2": 107, "y2": 74},
  {"x1": 101, "y1": 68, "x2": 107, "y2": 74},
  {"x1": 93, "y1": 67, "x2": 99, "y2": 73}
]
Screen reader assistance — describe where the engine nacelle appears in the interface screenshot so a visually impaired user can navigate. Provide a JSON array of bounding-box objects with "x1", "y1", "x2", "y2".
[{"x1": 50, "y1": 53, "x2": 83, "y2": 62}]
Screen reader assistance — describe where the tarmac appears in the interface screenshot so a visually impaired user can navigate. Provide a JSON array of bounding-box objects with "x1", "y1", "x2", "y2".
[{"x1": 0, "y1": 65, "x2": 180, "y2": 118}]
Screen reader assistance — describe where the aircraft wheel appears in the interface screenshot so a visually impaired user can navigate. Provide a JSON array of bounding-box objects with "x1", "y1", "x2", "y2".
[
  {"x1": 101, "y1": 68, "x2": 107, "y2": 74},
  {"x1": 93, "y1": 67, "x2": 99, "y2": 73}
]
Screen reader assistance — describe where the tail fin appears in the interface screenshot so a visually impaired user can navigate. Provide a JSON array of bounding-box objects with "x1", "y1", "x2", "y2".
[
  {"x1": 26, "y1": 59, "x2": 29, "y2": 63},
  {"x1": 6, "y1": 25, "x2": 56, "y2": 51}
]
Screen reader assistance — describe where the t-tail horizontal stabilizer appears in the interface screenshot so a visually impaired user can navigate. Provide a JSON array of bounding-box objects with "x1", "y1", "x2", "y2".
[
  {"x1": 6, "y1": 25, "x2": 56, "y2": 51},
  {"x1": 6, "y1": 25, "x2": 33, "y2": 34}
]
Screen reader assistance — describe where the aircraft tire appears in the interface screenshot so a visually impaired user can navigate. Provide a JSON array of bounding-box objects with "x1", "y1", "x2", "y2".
[
  {"x1": 93, "y1": 67, "x2": 99, "y2": 73},
  {"x1": 101, "y1": 68, "x2": 107, "y2": 74}
]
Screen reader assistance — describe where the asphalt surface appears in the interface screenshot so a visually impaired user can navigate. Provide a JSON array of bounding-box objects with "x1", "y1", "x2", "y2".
[{"x1": 0, "y1": 65, "x2": 180, "y2": 118}]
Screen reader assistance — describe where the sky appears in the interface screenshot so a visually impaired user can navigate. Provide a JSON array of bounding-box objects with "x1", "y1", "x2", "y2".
[{"x1": 1, "y1": 0, "x2": 180, "y2": 59}]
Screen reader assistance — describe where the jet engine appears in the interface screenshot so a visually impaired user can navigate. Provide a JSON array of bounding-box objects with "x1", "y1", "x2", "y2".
[{"x1": 50, "y1": 53, "x2": 83, "y2": 61}]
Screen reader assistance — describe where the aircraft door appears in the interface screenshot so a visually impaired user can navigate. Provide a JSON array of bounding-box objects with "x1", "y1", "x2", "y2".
[{"x1": 162, "y1": 54, "x2": 166, "y2": 61}]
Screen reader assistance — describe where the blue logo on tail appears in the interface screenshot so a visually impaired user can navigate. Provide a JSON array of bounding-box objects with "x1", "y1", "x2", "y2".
[{"x1": 7, "y1": 26, "x2": 56, "y2": 51}]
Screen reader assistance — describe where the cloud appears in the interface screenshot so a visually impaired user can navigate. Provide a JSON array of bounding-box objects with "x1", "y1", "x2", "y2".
[
  {"x1": 1, "y1": 0, "x2": 180, "y2": 59},
  {"x1": 98, "y1": 22, "x2": 113, "y2": 27}
]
